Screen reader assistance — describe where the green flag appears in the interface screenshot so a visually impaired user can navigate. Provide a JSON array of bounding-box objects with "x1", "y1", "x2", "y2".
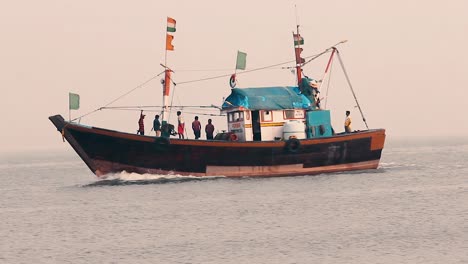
[
  {"x1": 236, "y1": 51, "x2": 247, "y2": 70},
  {"x1": 69, "y1": 93, "x2": 80, "y2": 110}
]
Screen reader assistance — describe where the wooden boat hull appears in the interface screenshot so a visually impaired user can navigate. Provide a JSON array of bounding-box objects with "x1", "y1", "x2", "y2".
[{"x1": 49, "y1": 115, "x2": 385, "y2": 178}]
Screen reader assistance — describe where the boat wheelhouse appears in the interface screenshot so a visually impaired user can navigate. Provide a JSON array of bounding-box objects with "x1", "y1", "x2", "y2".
[{"x1": 221, "y1": 85, "x2": 332, "y2": 142}]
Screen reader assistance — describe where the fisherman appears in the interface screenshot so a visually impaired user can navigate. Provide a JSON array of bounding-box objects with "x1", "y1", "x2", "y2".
[
  {"x1": 299, "y1": 77, "x2": 313, "y2": 97},
  {"x1": 137, "y1": 110, "x2": 145, "y2": 135},
  {"x1": 309, "y1": 79, "x2": 320, "y2": 95},
  {"x1": 344, "y1": 110, "x2": 352, "y2": 133},
  {"x1": 299, "y1": 77, "x2": 321, "y2": 109},
  {"x1": 192, "y1": 116, "x2": 201, "y2": 139},
  {"x1": 205, "y1": 119, "x2": 215, "y2": 140},
  {"x1": 315, "y1": 94, "x2": 321, "y2": 109},
  {"x1": 177, "y1": 111, "x2": 185, "y2": 139},
  {"x1": 152, "y1": 114, "x2": 161, "y2": 137}
]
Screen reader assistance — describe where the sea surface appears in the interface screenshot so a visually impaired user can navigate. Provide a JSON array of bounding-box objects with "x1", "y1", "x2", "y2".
[{"x1": 1, "y1": 138, "x2": 467, "y2": 264}]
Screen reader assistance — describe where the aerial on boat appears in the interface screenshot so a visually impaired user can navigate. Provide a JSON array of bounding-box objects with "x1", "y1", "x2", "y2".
[{"x1": 49, "y1": 17, "x2": 385, "y2": 178}]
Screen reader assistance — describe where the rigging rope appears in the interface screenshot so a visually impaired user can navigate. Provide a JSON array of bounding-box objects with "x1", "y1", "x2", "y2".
[
  {"x1": 101, "y1": 105, "x2": 220, "y2": 109},
  {"x1": 324, "y1": 59, "x2": 333, "y2": 110},
  {"x1": 335, "y1": 49, "x2": 369, "y2": 130},
  {"x1": 95, "y1": 107, "x2": 225, "y2": 116},
  {"x1": 169, "y1": 76, "x2": 177, "y2": 121},
  {"x1": 70, "y1": 41, "x2": 348, "y2": 122},
  {"x1": 176, "y1": 41, "x2": 346, "y2": 86},
  {"x1": 71, "y1": 73, "x2": 163, "y2": 121}
]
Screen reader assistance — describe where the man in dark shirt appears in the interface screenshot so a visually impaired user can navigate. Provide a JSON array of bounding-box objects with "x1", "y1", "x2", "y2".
[
  {"x1": 192, "y1": 116, "x2": 201, "y2": 139},
  {"x1": 152, "y1": 114, "x2": 161, "y2": 137},
  {"x1": 205, "y1": 119, "x2": 215, "y2": 140},
  {"x1": 137, "y1": 110, "x2": 145, "y2": 135}
]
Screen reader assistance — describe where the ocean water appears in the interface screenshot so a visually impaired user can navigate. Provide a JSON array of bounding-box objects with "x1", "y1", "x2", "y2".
[{"x1": 1, "y1": 138, "x2": 467, "y2": 264}]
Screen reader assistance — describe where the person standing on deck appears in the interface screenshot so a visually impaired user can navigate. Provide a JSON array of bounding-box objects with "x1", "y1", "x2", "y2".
[
  {"x1": 192, "y1": 116, "x2": 201, "y2": 139},
  {"x1": 152, "y1": 114, "x2": 161, "y2": 137},
  {"x1": 205, "y1": 119, "x2": 215, "y2": 140},
  {"x1": 344, "y1": 110, "x2": 352, "y2": 133},
  {"x1": 137, "y1": 110, "x2": 145, "y2": 135},
  {"x1": 177, "y1": 111, "x2": 185, "y2": 139}
]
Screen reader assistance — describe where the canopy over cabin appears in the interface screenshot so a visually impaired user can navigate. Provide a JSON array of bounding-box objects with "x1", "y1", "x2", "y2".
[{"x1": 222, "y1": 86, "x2": 312, "y2": 111}]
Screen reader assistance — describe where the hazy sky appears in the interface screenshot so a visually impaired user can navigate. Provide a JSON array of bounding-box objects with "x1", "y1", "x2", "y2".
[{"x1": 1, "y1": 0, "x2": 467, "y2": 152}]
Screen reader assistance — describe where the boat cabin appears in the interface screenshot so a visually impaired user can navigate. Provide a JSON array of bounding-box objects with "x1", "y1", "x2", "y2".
[{"x1": 221, "y1": 84, "x2": 333, "y2": 141}]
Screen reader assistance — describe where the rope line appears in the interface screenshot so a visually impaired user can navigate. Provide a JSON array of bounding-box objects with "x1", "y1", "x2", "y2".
[
  {"x1": 70, "y1": 41, "x2": 347, "y2": 122},
  {"x1": 95, "y1": 108, "x2": 225, "y2": 116},
  {"x1": 71, "y1": 73, "x2": 162, "y2": 121},
  {"x1": 177, "y1": 53, "x2": 324, "y2": 85},
  {"x1": 324, "y1": 60, "x2": 333, "y2": 110},
  {"x1": 335, "y1": 49, "x2": 369, "y2": 129},
  {"x1": 101, "y1": 105, "x2": 220, "y2": 109}
]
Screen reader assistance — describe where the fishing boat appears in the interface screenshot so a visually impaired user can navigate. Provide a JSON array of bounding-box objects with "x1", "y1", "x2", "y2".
[{"x1": 49, "y1": 18, "x2": 385, "y2": 178}]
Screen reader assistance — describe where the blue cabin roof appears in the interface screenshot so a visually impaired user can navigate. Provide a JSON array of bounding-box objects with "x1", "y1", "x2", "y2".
[{"x1": 222, "y1": 86, "x2": 312, "y2": 111}]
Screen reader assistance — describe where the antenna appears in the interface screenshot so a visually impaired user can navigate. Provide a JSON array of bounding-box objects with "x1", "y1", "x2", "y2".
[{"x1": 294, "y1": 4, "x2": 299, "y2": 26}]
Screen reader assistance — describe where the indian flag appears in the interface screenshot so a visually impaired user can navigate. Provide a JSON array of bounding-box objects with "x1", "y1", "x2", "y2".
[
  {"x1": 293, "y1": 34, "x2": 304, "y2": 46},
  {"x1": 167, "y1": 17, "x2": 176, "y2": 32}
]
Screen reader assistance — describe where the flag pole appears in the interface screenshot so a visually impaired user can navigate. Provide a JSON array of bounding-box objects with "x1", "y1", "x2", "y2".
[
  {"x1": 293, "y1": 5, "x2": 302, "y2": 85},
  {"x1": 234, "y1": 51, "x2": 237, "y2": 76},
  {"x1": 163, "y1": 18, "x2": 169, "y2": 122},
  {"x1": 294, "y1": 25, "x2": 303, "y2": 86},
  {"x1": 68, "y1": 93, "x2": 71, "y2": 122},
  {"x1": 161, "y1": 17, "x2": 176, "y2": 137},
  {"x1": 164, "y1": 18, "x2": 168, "y2": 69},
  {"x1": 234, "y1": 51, "x2": 238, "y2": 83}
]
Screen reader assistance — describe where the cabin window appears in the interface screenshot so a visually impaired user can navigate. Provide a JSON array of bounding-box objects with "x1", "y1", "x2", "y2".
[
  {"x1": 261, "y1": 110, "x2": 273, "y2": 122},
  {"x1": 228, "y1": 111, "x2": 244, "y2": 123},
  {"x1": 238, "y1": 112, "x2": 244, "y2": 121},
  {"x1": 284, "y1": 109, "x2": 305, "y2": 119}
]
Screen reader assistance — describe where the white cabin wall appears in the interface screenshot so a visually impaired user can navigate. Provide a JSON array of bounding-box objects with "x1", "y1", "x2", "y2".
[
  {"x1": 244, "y1": 110, "x2": 253, "y2": 141},
  {"x1": 227, "y1": 109, "x2": 306, "y2": 141},
  {"x1": 259, "y1": 110, "x2": 306, "y2": 141}
]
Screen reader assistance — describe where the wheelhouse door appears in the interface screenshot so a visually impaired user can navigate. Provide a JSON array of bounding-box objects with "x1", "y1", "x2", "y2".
[{"x1": 251, "y1": 110, "x2": 261, "y2": 141}]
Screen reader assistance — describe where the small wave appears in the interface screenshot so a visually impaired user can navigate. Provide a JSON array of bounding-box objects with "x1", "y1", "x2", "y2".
[
  {"x1": 379, "y1": 162, "x2": 420, "y2": 170},
  {"x1": 327, "y1": 167, "x2": 387, "y2": 176},
  {"x1": 0, "y1": 161, "x2": 83, "y2": 170},
  {"x1": 83, "y1": 172, "x2": 225, "y2": 187}
]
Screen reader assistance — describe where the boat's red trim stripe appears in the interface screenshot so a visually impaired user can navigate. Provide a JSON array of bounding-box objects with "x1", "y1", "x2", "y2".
[
  {"x1": 93, "y1": 159, "x2": 380, "y2": 178},
  {"x1": 66, "y1": 123, "x2": 385, "y2": 149}
]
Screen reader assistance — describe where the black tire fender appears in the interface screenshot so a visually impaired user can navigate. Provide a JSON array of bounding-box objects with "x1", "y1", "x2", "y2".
[
  {"x1": 285, "y1": 138, "x2": 301, "y2": 153},
  {"x1": 155, "y1": 137, "x2": 170, "y2": 145}
]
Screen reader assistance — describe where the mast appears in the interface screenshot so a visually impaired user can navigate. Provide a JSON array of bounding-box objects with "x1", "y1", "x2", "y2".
[
  {"x1": 293, "y1": 25, "x2": 303, "y2": 85},
  {"x1": 162, "y1": 67, "x2": 171, "y2": 123},
  {"x1": 162, "y1": 22, "x2": 168, "y2": 123},
  {"x1": 162, "y1": 17, "x2": 176, "y2": 123}
]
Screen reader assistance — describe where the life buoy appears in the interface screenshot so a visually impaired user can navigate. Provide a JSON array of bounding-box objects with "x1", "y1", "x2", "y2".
[
  {"x1": 229, "y1": 133, "x2": 238, "y2": 141},
  {"x1": 285, "y1": 138, "x2": 301, "y2": 153},
  {"x1": 229, "y1": 74, "x2": 237, "y2": 88}
]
